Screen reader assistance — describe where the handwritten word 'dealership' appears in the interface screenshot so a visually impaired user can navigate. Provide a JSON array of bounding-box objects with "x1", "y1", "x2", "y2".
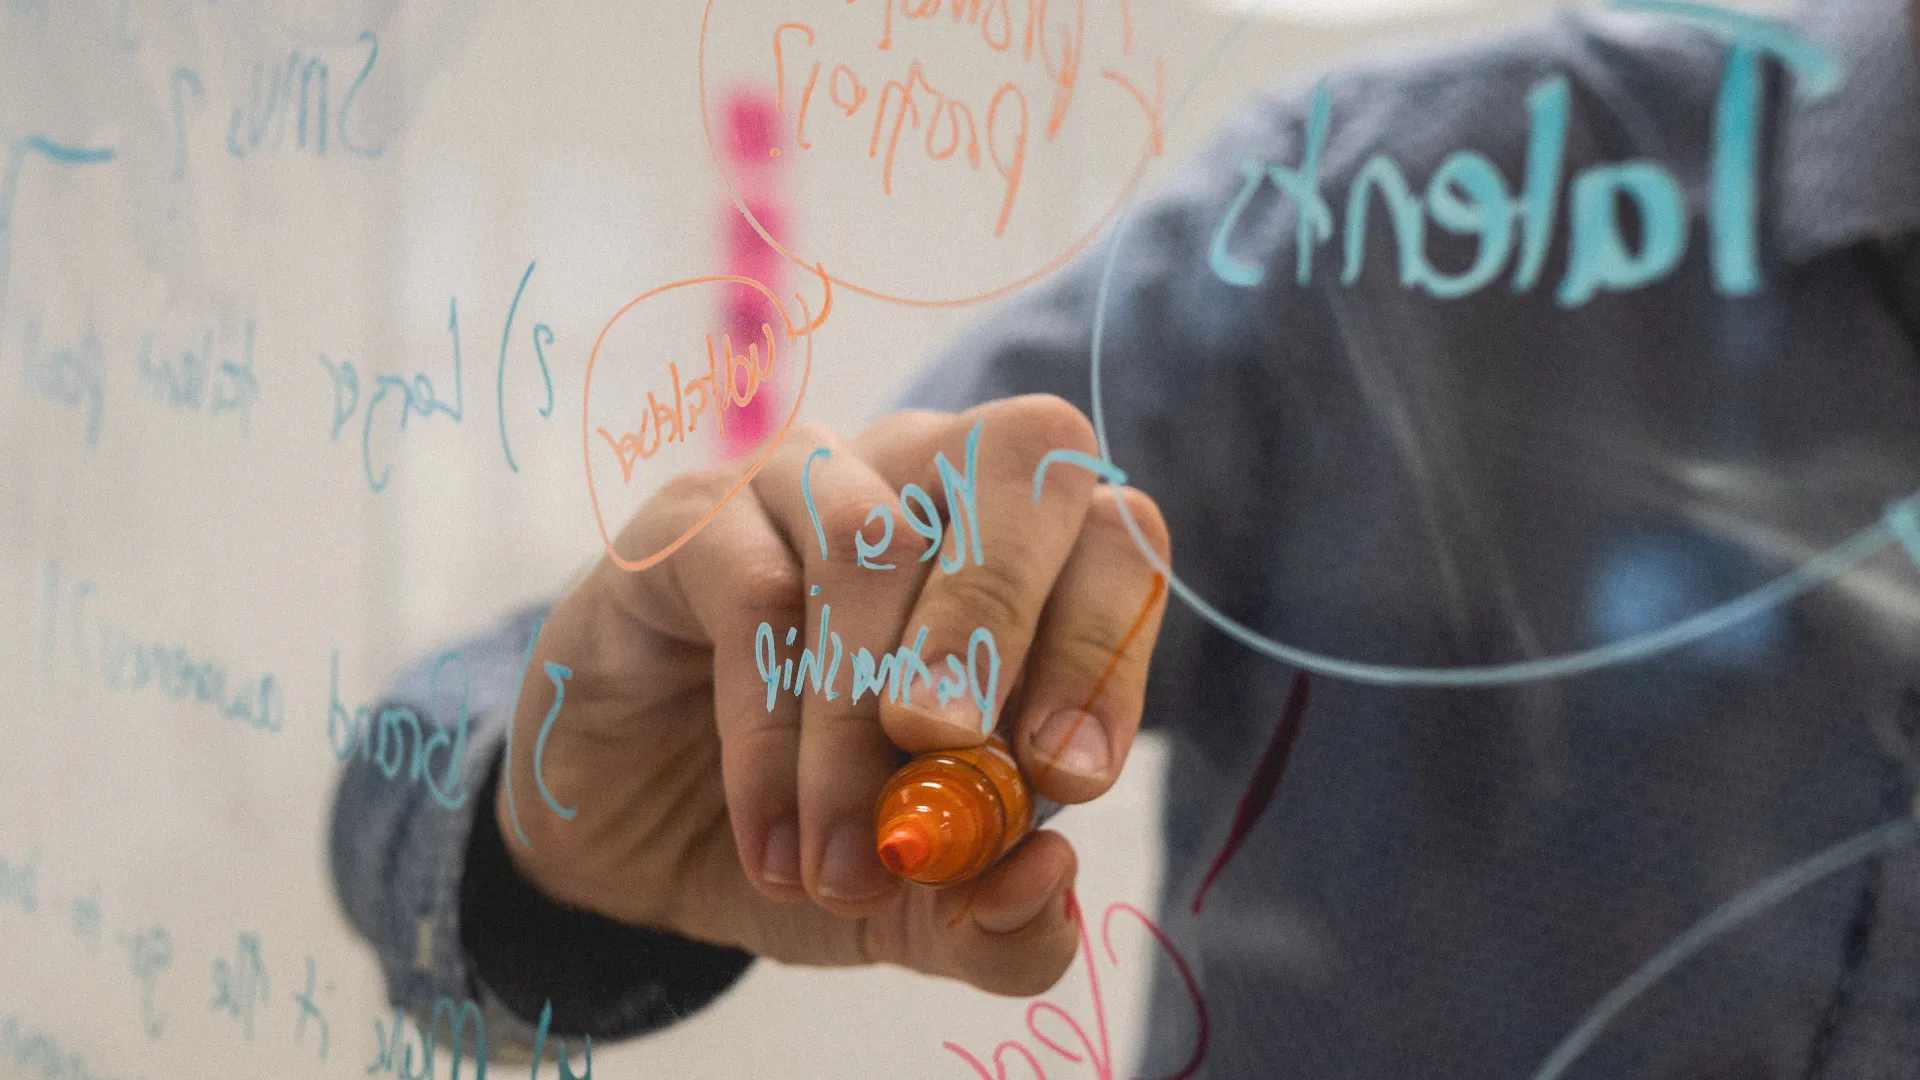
[
  {"x1": 595, "y1": 323, "x2": 777, "y2": 481},
  {"x1": 321, "y1": 261, "x2": 554, "y2": 491},
  {"x1": 328, "y1": 650, "x2": 475, "y2": 810},
  {"x1": 1208, "y1": 2, "x2": 1841, "y2": 307}
]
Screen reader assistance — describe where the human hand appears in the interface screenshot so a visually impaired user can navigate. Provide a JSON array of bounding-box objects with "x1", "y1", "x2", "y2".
[{"x1": 498, "y1": 394, "x2": 1170, "y2": 996}]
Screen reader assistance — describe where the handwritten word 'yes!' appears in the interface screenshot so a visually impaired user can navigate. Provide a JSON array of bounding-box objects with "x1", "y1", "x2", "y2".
[
  {"x1": 803, "y1": 417, "x2": 984, "y2": 572},
  {"x1": 1209, "y1": 3, "x2": 1840, "y2": 307},
  {"x1": 320, "y1": 260, "x2": 554, "y2": 492},
  {"x1": 595, "y1": 322, "x2": 777, "y2": 481},
  {"x1": 944, "y1": 899, "x2": 1209, "y2": 1080}
]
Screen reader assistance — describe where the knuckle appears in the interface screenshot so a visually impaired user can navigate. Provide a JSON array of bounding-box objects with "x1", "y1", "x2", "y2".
[
  {"x1": 731, "y1": 553, "x2": 806, "y2": 616},
  {"x1": 816, "y1": 496, "x2": 890, "y2": 558},
  {"x1": 1045, "y1": 623, "x2": 1139, "y2": 688},
  {"x1": 970, "y1": 937, "x2": 1076, "y2": 998},
  {"x1": 1086, "y1": 485, "x2": 1171, "y2": 560},
  {"x1": 995, "y1": 394, "x2": 1098, "y2": 465},
  {"x1": 651, "y1": 465, "x2": 735, "y2": 512},
  {"x1": 933, "y1": 559, "x2": 1033, "y2": 634}
]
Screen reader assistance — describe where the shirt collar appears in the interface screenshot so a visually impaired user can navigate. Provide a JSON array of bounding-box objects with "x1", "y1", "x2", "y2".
[{"x1": 1775, "y1": 0, "x2": 1920, "y2": 262}]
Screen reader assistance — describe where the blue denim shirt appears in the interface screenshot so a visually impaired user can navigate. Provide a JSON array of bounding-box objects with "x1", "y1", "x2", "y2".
[{"x1": 332, "y1": 1, "x2": 1920, "y2": 1076}]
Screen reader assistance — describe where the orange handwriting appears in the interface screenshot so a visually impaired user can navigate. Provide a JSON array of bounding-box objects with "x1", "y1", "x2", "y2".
[{"x1": 595, "y1": 323, "x2": 776, "y2": 482}]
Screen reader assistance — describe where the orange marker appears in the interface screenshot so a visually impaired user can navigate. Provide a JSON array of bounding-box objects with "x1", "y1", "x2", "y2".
[{"x1": 874, "y1": 734, "x2": 1051, "y2": 887}]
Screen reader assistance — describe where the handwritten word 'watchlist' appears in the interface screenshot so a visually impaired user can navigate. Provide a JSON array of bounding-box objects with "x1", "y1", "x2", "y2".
[
  {"x1": 1208, "y1": 4, "x2": 1839, "y2": 307},
  {"x1": 368, "y1": 997, "x2": 591, "y2": 1080},
  {"x1": 595, "y1": 322, "x2": 777, "y2": 480}
]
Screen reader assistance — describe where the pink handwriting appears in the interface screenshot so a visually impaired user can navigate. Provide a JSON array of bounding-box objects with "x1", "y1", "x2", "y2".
[{"x1": 943, "y1": 896, "x2": 1208, "y2": 1080}]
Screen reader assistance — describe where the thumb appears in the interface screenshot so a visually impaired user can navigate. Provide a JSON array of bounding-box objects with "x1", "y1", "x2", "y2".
[{"x1": 917, "y1": 831, "x2": 1083, "y2": 998}]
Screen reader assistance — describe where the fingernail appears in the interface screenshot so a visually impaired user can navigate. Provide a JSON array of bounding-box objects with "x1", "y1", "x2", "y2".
[
  {"x1": 820, "y1": 819, "x2": 892, "y2": 902},
  {"x1": 938, "y1": 698, "x2": 986, "y2": 736},
  {"x1": 974, "y1": 884, "x2": 1060, "y2": 935},
  {"x1": 903, "y1": 698, "x2": 985, "y2": 741},
  {"x1": 762, "y1": 820, "x2": 800, "y2": 887},
  {"x1": 1029, "y1": 710, "x2": 1110, "y2": 780}
]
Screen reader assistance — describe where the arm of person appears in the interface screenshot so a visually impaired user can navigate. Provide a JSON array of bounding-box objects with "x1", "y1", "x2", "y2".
[{"x1": 326, "y1": 64, "x2": 1340, "y2": 1051}]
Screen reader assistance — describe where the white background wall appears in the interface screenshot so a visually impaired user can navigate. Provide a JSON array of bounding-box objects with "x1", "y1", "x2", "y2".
[{"x1": 0, "y1": 0, "x2": 1649, "y2": 1076}]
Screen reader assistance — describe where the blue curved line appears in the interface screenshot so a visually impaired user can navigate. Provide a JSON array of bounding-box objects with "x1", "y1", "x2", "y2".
[
  {"x1": 1032, "y1": 449, "x2": 1128, "y2": 502},
  {"x1": 496, "y1": 260, "x2": 537, "y2": 473},
  {"x1": 802, "y1": 446, "x2": 832, "y2": 559},
  {"x1": 534, "y1": 661, "x2": 578, "y2": 821},
  {"x1": 1528, "y1": 815, "x2": 1920, "y2": 1080},
  {"x1": 1101, "y1": 488, "x2": 1895, "y2": 687}
]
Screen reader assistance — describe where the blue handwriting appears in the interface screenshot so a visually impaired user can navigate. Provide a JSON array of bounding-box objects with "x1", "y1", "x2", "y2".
[
  {"x1": 801, "y1": 418, "x2": 983, "y2": 571},
  {"x1": 19, "y1": 318, "x2": 105, "y2": 449},
  {"x1": 96, "y1": 616, "x2": 283, "y2": 733},
  {"x1": 134, "y1": 319, "x2": 259, "y2": 434},
  {"x1": 0, "y1": 849, "x2": 38, "y2": 916},
  {"x1": 225, "y1": 31, "x2": 384, "y2": 160},
  {"x1": 1207, "y1": 2, "x2": 1840, "y2": 307},
  {"x1": 0, "y1": 1013, "x2": 121, "y2": 1080},
  {"x1": 328, "y1": 649, "x2": 474, "y2": 810},
  {"x1": 323, "y1": 261, "x2": 552, "y2": 492},
  {"x1": 209, "y1": 932, "x2": 269, "y2": 1041},
  {"x1": 121, "y1": 926, "x2": 171, "y2": 1039},
  {"x1": 756, "y1": 608, "x2": 1002, "y2": 733}
]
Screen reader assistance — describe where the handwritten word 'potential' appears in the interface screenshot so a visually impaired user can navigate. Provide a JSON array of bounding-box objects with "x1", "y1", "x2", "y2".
[
  {"x1": 706, "y1": 0, "x2": 1162, "y2": 306},
  {"x1": 595, "y1": 323, "x2": 777, "y2": 481}
]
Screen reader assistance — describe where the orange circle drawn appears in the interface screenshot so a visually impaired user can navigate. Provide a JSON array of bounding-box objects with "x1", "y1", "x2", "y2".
[
  {"x1": 698, "y1": 0, "x2": 1158, "y2": 309},
  {"x1": 583, "y1": 274, "x2": 815, "y2": 572}
]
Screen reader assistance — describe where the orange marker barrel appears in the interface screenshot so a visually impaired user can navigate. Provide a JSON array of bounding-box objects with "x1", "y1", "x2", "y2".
[{"x1": 873, "y1": 735, "x2": 1053, "y2": 887}]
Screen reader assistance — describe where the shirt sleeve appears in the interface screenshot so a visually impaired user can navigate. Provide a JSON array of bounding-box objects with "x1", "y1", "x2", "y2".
[{"x1": 327, "y1": 606, "x2": 754, "y2": 1054}]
